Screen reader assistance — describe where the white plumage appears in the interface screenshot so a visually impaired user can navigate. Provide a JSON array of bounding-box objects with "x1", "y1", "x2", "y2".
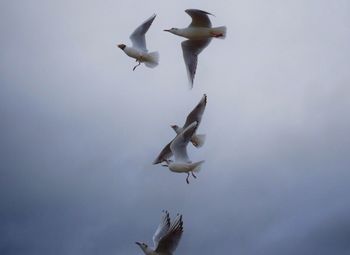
[
  {"x1": 164, "y1": 9, "x2": 227, "y2": 88},
  {"x1": 153, "y1": 94, "x2": 207, "y2": 166},
  {"x1": 167, "y1": 122, "x2": 205, "y2": 184},
  {"x1": 136, "y1": 211, "x2": 183, "y2": 255},
  {"x1": 118, "y1": 14, "x2": 159, "y2": 70}
]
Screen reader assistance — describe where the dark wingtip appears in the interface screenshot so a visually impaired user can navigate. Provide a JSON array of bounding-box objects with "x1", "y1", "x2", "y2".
[
  {"x1": 149, "y1": 13, "x2": 157, "y2": 20},
  {"x1": 152, "y1": 157, "x2": 161, "y2": 164},
  {"x1": 188, "y1": 79, "x2": 194, "y2": 89},
  {"x1": 185, "y1": 9, "x2": 214, "y2": 16}
]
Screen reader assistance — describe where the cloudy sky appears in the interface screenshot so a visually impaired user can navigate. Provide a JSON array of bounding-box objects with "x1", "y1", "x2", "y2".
[{"x1": 1, "y1": 0, "x2": 350, "y2": 254}]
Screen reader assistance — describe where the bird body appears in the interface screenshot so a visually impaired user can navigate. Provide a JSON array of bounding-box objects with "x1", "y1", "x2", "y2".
[
  {"x1": 120, "y1": 45, "x2": 159, "y2": 68},
  {"x1": 165, "y1": 26, "x2": 226, "y2": 40},
  {"x1": 168, "y1": 160, "x2": 205, "y2": 174},
  {"x1": 121, "y1": 46, "x2": 145, "y2": 59}
]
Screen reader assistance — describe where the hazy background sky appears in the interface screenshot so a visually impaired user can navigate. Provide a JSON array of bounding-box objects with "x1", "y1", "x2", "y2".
[{"x1": 1, "y1": 0, "x2": 350, "y2": 254}]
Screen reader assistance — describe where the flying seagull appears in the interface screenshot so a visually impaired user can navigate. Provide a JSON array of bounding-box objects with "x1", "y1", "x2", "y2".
[
  {"x1": 164, "y1": 9, "x2": 226, "y2": 88},
  {"x1": 171, "y1": 94, "x2": 207, "y2": 147},
  {"x1": 117, "y1": 14, "x2": 159, "y2": 71},
  {"x1": 153, "y1": 94, "x2": 207, "y2": 165},
  {"x1": 136, "y1": 210, "x2": 183, "y2": 255},
  {"x1": 164, "y1": 121, "x2": 205, "y2": 184}
]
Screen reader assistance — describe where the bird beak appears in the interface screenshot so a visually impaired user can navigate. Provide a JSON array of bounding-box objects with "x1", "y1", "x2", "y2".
[
  {"x1": 163, "y1": 29, "x2": 170, "y2": 32},
  {"x1": 135, "y1": 242, "x2": 141, "y2": 246}
]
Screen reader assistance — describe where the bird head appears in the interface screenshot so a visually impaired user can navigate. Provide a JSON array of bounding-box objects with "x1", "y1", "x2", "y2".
[
  {"x1": 135, "y1": 242, "x2": 149, "y2": 253},
  {"x1": 171, "y1": 125, "x2": 180, "y2": 132},
  {"x1": 117, "y1": 44, "x2": 126, "y2": 50},
  {"x1": 164, "y1": 28, "x2": 179, "y2": 35}
]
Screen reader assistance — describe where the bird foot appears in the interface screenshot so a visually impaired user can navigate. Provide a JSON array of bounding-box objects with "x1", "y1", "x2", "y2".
[
  {"x1": 191, "y1": 172, "x2": 197, "y2": 179},
  {"x1": 133, "y1": 62, "x2": 141, "y2": 71},
  {"x1": 186, "y1": 173, "x2": 190, "y2": 184}
]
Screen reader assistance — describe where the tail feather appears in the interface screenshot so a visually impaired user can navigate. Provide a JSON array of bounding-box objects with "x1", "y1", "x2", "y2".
[
  {"x1": 191, "y1": 160, "x2": 205, "y2": 173},
  {"x1": 144, "y1": 51, "x2": 159, "y2": 68},
  {"x1": 212, "y1": 26, "x2": 227, "y2": 39},
  {"x1": 191, "y1": 134, "x2": 206, "y2": 148}
]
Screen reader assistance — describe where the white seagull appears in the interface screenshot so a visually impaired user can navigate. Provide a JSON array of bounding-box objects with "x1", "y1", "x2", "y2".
[
  {"x1": 136, "y1": 210, "x2": 183, "y2": 255},
  {"x1": 118, "y1": 14, "x2": 159, "y2": 71},
  {"x1": 171, "y1": 94, "x2": 207, "y2": 148},
  {"x1": 164, "y1": 9, "x2": 226, "y2": 88},
  {"x1": 166, "y1": 121, "x2": 205, "y2": 184},
  {"x1": 153, "y1": 94, "x2": 207, "y2": 165}
]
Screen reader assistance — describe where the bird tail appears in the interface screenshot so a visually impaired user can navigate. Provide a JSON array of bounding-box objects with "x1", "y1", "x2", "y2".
[
  {"x1": 144, "y1": 51, "x2": 159, "y2": 68},
  {"x1": 191, "y1": 134, "x2": 206, "y2": 148},
  {"x1": 212, "y1": 26, "x2": 227, "y2": 39},
  {"x1": 190, "y1": 160, "x2": 205, "y2": 173}
]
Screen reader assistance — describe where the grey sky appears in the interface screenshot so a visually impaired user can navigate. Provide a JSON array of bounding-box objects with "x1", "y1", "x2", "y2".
[{"x1": 1, "y1": 0, "x2": 350, "y2": 254}]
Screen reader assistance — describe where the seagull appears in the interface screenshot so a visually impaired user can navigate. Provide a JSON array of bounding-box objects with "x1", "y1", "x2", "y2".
[
  {"x1": 117, "y1": 14, "x2": 159, "y2": 71},
  {"x1": 171, "y1": 94, "x2": 207, "y2": 148},
  {"x1": 164, "y1": 121, "x2": 205, "y2": 184},
  {"x1": 136, "y1": 210, "x2": 183, "y2": 255},
  {"x1": 153, "y1": 94, "x2": 207, "y2": 165},
  {"x1": 164, "y1": 9, "x2": 226, "y2": 88}
]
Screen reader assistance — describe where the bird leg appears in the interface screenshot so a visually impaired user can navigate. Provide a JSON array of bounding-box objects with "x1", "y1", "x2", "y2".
[
  {"x1": 133, "y1": 61, "x2": 141, "y2": 71},
  {"x1": 186, "y1": 173, "x2": 190, "y2": 184},
  {"x1": 191, "y1": 172, "x2": 197, "y2": 178}
]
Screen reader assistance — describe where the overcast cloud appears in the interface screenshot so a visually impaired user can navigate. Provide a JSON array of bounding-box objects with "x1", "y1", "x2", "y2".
[{"x1": 1, "y1": 0, "x2": 350, "y2": 254}]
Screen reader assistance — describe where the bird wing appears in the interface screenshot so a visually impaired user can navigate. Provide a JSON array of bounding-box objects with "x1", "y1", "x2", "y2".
[
  {"x1": 181, "y1": 39, "x2": 211, "y2": 88},
  {"x1": 153, "y1": 210, "x2": 171, "y2": 248},
  {"x1": 170, "y1": 122, "x2": 198, "y2": 162},
  {"x1": 129, "y1": 14, "x2": 156, "y2": 52},
  {"x1": 185, "y1": 9, "x2": 212, "y2": 28},
  {"x1": 155, "y1": 214, "x2": 183, "y2": 254},
  {"x1": 183, "y1": 94, "x2": 207, "y2": 128},
  {"x1": 153, "y1": 141, "x2": 173, "y2": 165}
]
